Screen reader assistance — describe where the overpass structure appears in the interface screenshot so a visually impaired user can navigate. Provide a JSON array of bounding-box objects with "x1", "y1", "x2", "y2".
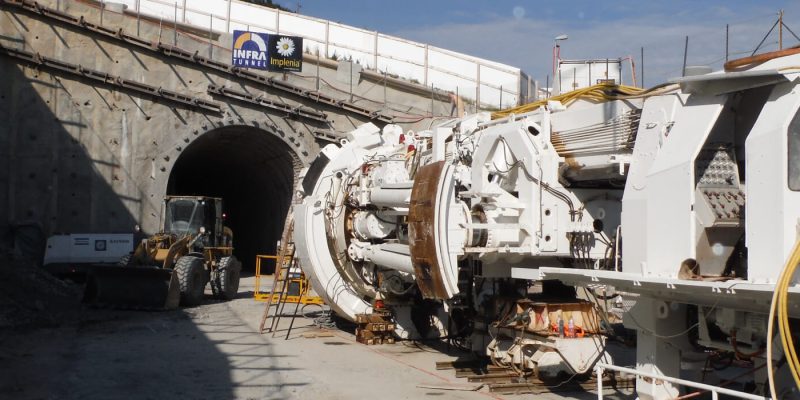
[{"x1": 0, "y1": 0, "x2": 526, "y2": 268}]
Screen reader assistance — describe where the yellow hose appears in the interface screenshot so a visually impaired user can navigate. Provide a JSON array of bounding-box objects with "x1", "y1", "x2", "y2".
[
  {"x1": 767, "y1": 238, "x2": 800, "y2": 398},
  {"x1": 491, "y1": 83, "x2": 665, "y2": 119},
  {"x1": 779, "y1": 243, "x2": 800, "y2": 388},
  {"x1": 783, "y1": 253, "x2": 799, "y2": 370}
]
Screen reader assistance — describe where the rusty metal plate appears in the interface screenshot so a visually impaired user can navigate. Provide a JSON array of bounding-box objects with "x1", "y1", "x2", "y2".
[{"x1": 408, "y1": 161, "x2": 450, "y2": 299}]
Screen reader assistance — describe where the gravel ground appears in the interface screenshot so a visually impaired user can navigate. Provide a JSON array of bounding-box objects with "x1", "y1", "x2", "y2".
[
  {"x1": 0, "y1": 271, "x2": 635, "y2": 400},
  {"x1": 0, "y1": 256, "x2": 81, "y2": 329}
]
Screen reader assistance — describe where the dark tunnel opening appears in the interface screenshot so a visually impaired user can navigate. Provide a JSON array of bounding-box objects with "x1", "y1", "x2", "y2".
[{"x1": 167, "y1": 126, "x2": 295, "y2": 273}]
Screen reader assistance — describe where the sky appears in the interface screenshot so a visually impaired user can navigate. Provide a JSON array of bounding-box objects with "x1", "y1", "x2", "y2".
[{"x1": 275, "y1": 0, "x2": 800, "y2": 87}]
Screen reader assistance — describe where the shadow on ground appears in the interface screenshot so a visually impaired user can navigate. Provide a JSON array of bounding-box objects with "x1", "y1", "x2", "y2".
[{"x1": 0, "y1": 297, "x2": 307, "y2": 400}]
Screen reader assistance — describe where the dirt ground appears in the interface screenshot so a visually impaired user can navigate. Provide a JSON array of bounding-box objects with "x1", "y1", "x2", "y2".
[{"x1": 0, "y1": 272, "x2": 635, "y2": 400}]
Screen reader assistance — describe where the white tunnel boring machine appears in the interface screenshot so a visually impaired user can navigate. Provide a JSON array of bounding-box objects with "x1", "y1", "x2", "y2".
[{"x1": 292, "y1": 49, "x2": 800, "y2": 399}]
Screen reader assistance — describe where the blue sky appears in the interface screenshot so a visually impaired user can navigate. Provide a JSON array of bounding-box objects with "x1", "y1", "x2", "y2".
[{"x1": 278, "y1": 1, "x2": 800, "y2": 87}]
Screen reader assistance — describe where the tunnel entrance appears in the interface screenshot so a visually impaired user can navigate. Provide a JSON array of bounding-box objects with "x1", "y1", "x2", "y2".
[{"x1": 167, "y1": 126, "x2": 296, "y2": 273}]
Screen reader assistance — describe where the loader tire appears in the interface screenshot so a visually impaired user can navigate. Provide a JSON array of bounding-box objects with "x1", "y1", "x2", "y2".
[
  {"x1": 175, "y1": 256, "x2": 207, "y2": 306},
  {"x1": 216, "y1": 256, "x2": 241, "y2": 300}
]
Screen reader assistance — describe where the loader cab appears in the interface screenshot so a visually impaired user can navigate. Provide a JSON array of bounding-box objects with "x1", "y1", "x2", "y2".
[{"x1": 163, "y1": 196, "x2": 225, "y2": 246}]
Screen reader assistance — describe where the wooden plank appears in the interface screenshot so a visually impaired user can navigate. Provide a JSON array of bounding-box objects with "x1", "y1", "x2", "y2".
[{"x1": 416, "y1": 382, "x2": 484, "y2": 391}]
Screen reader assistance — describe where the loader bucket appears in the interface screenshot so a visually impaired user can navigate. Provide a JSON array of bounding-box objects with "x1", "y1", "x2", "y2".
[{"x1": 83, "y1": 266, "x2": 181, "y2": 310}]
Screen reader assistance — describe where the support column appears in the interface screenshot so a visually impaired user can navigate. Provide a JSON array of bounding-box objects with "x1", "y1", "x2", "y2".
[{"x1": 625, "y1": 297, "x2": 689, "y2": 400}]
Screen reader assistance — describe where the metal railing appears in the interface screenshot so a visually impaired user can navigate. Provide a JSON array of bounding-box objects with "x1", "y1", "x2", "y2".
[
  {"x1": 111, "y1": 0, "x2": 529, "y2": 107},
  {"x1": 594, "y1": 363, "x2": 769, "y2": 400},
  {"x1": 254, "y1": 254, "x2": 278, "y2": 300},
  {"x1": 253, "y1": 254, "x2": 322, "y2": 305}
]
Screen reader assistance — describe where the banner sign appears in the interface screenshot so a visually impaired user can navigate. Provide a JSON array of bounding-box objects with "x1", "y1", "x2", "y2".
[
  {"x1": 232, "y1": 30, "x2": 303, "y2": 72},
  {"x1": 267, "y1": 34, "x2": 303, "y2": 72}
]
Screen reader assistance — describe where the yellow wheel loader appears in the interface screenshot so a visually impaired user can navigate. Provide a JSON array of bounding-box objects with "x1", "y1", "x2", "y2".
[{"x1": 83, "y1": 196, "x2": 241, "y2": 309}]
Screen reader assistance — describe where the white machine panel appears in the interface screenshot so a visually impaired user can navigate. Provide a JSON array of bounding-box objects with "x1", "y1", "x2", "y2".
[{"x1": 44, "y1": 234, "x2": 134, "y2": 265}]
